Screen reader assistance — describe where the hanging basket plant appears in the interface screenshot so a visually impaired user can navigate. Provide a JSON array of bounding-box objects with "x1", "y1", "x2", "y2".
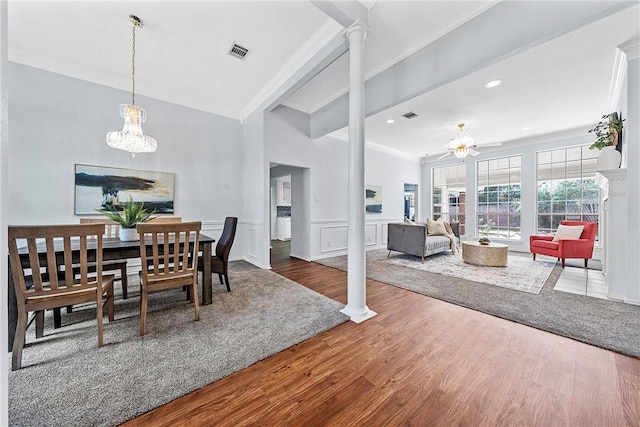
[{"x1": 588, "y1": 113, "x2": 625, "y2": 150}]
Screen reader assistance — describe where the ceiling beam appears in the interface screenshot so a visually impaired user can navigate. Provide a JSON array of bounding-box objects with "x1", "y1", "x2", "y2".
[
  {"x1": 309, "y1": 0, "x2": 637, "y2": 139},
  {"x1": 311, "y1": 1, "x2": 368, "y2": 28}
]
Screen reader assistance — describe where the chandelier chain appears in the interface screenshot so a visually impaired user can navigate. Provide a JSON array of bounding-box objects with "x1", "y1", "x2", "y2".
[{"x1": 131, "y1": 22, "x2": 136, "y2": 105}]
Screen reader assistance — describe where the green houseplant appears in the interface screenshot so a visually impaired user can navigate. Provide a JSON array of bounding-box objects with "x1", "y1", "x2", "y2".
[
  {"x1": 589, "y1": 113, "x2": 624, "y2": 170},
  {"x1": 588, "y1": 113, "x2": 625, "y2": 150},
  {"x1": 96, "y1": 196, "x2": 156, "y2": 240}
]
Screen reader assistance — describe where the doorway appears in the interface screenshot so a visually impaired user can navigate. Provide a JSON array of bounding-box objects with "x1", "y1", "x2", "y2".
[
  {"x1": 269, "y1": 164, "x2": 311, "y2": 265},
  {"x1": 404, "y1": 183, "x2": 418, "y2": 221}
]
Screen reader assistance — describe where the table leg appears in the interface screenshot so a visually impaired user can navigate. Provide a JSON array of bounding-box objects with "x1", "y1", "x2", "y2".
[{"x1": 202, "y1": 241, "x2": 212, "y2": 305}]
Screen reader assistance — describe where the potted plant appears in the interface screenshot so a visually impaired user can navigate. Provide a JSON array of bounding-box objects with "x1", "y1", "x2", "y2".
[
  {"x1": 478, "y1": 237, "x2": 491, "y2": 246},
  {"x1": 96, "y1": 196, "x2": 156, "y2": 241},
  {"x1": 588, "y1": 113, "x2": 624, "y2": 170}
]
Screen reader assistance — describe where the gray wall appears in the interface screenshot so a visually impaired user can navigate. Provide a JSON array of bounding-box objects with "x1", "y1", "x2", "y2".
[{"x1": 8, "y1": 63, "x2": 244, "y2": 254}]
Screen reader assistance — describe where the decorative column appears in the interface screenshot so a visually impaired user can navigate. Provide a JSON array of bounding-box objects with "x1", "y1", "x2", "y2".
[
  {"x1": 620, "y1": 39, "x2": 640, "y2": 304},
  {"x1": 340, "y1": 22, "x2": 376, "y2": 323},
  {"x1": 596, "y1": 169, "x2": 627, "y2": 301}
]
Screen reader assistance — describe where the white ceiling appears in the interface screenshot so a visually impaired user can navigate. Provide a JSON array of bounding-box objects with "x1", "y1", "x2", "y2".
[{"x1": 7, "y1": 1, "x2": 640, "y2": 160}]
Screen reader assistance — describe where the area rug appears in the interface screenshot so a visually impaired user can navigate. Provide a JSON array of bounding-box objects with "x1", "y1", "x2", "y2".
[
  {"x1": 385, "y1": 251, "x2": 555, "y2": 294},
  {"x1": 8, "y1": 262, "x2": 348, "y2": 427},
  {"x1": 316, "y1": 249, "x2": 640, "y2": 358}
]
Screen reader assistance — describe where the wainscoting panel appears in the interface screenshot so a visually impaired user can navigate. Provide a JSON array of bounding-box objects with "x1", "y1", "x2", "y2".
[
  {"x1": 320, "y1": 225, "x2": 348, "y2": 253},
  {"x1": 365, "y1": 224, "x2": 377, "y2": 247}
]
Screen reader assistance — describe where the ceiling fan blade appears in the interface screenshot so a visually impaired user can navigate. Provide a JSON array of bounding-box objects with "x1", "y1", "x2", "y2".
[
  {"x1": 437, "y1": 152, "x2": 452, "y2": 160},
  {"x1": 479, "y1": 142, "x2": 502, "y2": 147},
  {"x1": 469, "y1": 149, "x2": 480, "y2": 156}
]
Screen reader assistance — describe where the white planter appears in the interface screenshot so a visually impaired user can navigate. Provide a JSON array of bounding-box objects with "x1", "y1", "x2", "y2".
[
  {"x1": 119, "y1": 228, "x2": 139, "y2": 241},
  {"x1": 597, "y1": 146, "x2": 621, "y2": 171}
]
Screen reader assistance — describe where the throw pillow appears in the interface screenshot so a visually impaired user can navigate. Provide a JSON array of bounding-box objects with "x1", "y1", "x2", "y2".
[
  {"x1": 552, "y1": 224, "x2": 584, "y2": 242},
  {"x1": 404, "y1": 217, "x2": 416, "y2": 225},
  {"x1": 427, "y1": 218, "x2": 447, "y2": 236}
]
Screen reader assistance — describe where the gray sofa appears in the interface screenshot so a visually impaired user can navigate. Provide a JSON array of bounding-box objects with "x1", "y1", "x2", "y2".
[{"x1": 387, "y1": 222, "x2": 460, "y2": 262}]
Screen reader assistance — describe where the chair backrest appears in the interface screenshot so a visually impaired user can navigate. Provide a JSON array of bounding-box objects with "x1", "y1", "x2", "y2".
[
  {"x1": 137, "y1": 221, "x2": 202, "y2": 282},
  {"x1": 8, "y1": 224, "x2": 107, "y2": 302},
  {"x1": 216, "y1": 217, "x2": 238, "y2": 261},
  {"x1": 149, "y1": 217, "x2": 182, "y2": 223},
  {"x1": 560, "y1": 220, "x2": 597, "y2": 243},
  {"x1": 79, "y1": 218, "x2": 120, "y2": 238}
]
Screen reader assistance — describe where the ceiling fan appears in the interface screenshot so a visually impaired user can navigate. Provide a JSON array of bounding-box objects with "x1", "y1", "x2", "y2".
[{"x1": 435, "y1": 123, "x2": 501, "y2": 160}]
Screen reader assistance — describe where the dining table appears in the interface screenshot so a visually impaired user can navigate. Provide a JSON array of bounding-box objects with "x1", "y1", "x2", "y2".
[{"x1": 7, "y1": 233, "x2": 215, "y2": 350}]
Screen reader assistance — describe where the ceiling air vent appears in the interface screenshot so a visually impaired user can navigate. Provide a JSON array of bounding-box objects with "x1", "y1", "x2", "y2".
[
  {"x1": 228, "y1": 43, "x2": 249, "y2": 60},
  {"x1": 402, "y1": 112, "x2": 418, "y2": 119}
]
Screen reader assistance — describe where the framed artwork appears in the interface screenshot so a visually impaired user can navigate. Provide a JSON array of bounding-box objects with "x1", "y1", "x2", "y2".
[
  {"x1": 74, "y1": 164, "x2": 175, "y2": 215},
  {"x1": 365, "y1": 185, "x2": 382, "y2": 213}
]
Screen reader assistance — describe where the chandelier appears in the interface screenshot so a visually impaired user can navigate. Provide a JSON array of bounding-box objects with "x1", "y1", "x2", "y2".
[
  {"x1": 106, "y1": 15, "x2": 157, "y2": 157},
  {"x1": 451, "y1": 123, "x2": 473, "y2": 158}
]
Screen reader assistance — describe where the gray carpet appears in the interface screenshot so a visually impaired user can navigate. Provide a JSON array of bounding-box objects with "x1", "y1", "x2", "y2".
[
  {"x1": 317, "y1": 250, "x2": 640, "y2": 358},
  {"x1": 8, "y1": 262, "x2": 348, "y2": 427}
]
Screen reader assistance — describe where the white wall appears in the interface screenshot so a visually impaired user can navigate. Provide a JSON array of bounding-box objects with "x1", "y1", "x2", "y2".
[
  {"x1": 8, "y1": 63, "x2": 245, "y2": 259},
  {"x1": 265, "y1": 105, "x2": 421, "y2": 261},
  {"x1": 242, "y1": 109, "x2": 270, "y2": 268},
  {"x1": 0, "y1": 1, "x2": 8, "y2": 423}
]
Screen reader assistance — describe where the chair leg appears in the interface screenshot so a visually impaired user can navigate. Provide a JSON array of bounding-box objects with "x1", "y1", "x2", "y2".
[
  {"x1": 218, "y1": 274, "x2": 224, "y2": 285},
  {"x1": 66, "y1": 305, "x2": 73, "y2": 313},
  {"x1": 96, "y1": 291, "x2": 104, "y2": 348},
  {"x1": 192, "y1": 280, "x2": 200, "y2": 322},
  {"x1": 224, "y1": 273, "x2": 231, "y2": 292},
  {"x1": 140, "y1": 287, "x2": 148, "y2": 336},
  {"x1": 585, "y1": 259, "x2": 589, "y2": 268},
  {"x1": 12, "y1": 309, "x2": 28, "y2": 371},
  {"x1": 120, "y1": 265, "x2": 128, "y2": 299},
  {"x1": 106, "y1": 285, "x2": 115, "y2": 322},
  {"x1": 561, "y1": 258, "x2": 565, "y2": 268},
  {"x1": 53, "y1": 308, "x2": 62, "y2": 329},
  {"x1": 532, "y1": 253, "x2": 536, "y2": 261}
]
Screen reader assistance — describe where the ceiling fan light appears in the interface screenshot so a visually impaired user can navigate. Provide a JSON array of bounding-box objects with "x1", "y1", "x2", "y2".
[{"x1": 453, "y1": 144, "x2": 469, "y2": 158}]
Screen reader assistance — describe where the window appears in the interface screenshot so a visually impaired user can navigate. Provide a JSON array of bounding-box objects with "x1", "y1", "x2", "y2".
[
  {"x1": 432, "y1": 164, "x2": 466, "y2": 234},
  {"x1": 477, "y1": 156, "x2": 522, "y2": 240},
  {"x1": 536, "y1": 146, "x2": 599, "y2": 237}
]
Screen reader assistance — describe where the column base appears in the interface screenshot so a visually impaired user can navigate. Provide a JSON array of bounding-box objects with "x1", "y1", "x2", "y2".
[{"x1": 340, "y1": 305, "x2": 377, "y2": 324}]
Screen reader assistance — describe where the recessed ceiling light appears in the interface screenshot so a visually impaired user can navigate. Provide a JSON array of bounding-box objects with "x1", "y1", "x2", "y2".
[
  {"x1": 386, "y1": 119, "x2": 395, "y2": 124},
  {"x1": 484, "y1": 79, "x2": 502, "y2": 88},
  {"x1": 522, "y1": 126, "x2": 531, "y2": 131}
]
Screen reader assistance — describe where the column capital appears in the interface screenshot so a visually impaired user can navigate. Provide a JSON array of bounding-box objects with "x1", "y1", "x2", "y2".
[{"x1": 345, "y1": 19, "x2": 368, "y2": 41}]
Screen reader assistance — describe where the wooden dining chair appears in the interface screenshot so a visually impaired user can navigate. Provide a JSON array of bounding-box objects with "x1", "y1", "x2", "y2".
[
  {"x1": 149, "y1": 216, "x2": 182, "y2": 223},
  {"x1": 137, "y1": 221, "x2": 201, "y2": 336},
  {"x1": 80, "y1": 218, "x2": 129, "y2": 299},
  {"x1": 8, "y1": 223, "x2": 115, "y2": 370}
]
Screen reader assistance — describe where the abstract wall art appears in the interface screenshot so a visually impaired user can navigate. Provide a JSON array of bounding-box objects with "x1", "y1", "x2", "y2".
[
  {"x1": 74, "y1": 164, "x2": 175, "y2": 214},
  {"x1": 365, "y1": 185, "x2": 382, "y2": 214}
]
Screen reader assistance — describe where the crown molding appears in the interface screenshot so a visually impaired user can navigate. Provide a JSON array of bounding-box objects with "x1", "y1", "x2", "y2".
[
  {"x1": 607, "y1": 47, "x2": 627, "y2": 110},
  {"x1": 327, "y1": 128, "x2": 421, "y2": 163},
  {"x1": 619, "y1": 38, "x2": 640, "y2": 61}
]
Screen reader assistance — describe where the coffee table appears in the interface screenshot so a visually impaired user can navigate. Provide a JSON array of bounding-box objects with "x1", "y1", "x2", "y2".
[{"x1": 462, "y1": 241, "x2": 508, "y2": 267}]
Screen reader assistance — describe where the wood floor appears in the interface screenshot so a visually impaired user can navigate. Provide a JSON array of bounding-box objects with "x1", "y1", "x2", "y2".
[{"x1": 124, "y1": 241, "x2": 640, "y2": 426}]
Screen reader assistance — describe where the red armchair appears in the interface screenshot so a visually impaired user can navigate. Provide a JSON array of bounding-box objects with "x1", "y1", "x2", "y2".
[{"x1": 530, "y1": 221, "x2": 597, "y2": 268}]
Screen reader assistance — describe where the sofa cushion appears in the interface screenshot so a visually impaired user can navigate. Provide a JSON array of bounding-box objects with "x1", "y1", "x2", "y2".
[
  {"x1": 552, "y1": 224, "x2": 584, "y2": 242},
  {"x1": 427, "y1": 218, "x2": 447, "y2": 236},
  {"x1": 532, "y1": 240, "x2": 559, "y2": 250}
]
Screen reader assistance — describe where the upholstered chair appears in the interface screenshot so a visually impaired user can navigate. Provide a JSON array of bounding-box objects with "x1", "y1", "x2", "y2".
[{"x1": 530, "y1": 220, "x2": 597, "y2": 268}]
